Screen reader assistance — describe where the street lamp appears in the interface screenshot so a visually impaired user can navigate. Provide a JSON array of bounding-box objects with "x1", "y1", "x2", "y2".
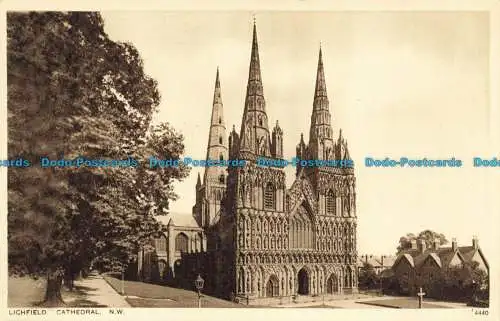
[{"x1": 195, "y1": 274, "x2": 205, "y2": 308}]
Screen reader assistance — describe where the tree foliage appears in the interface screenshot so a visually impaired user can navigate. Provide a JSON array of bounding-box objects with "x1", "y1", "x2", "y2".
[
  {"x1": 358, "y1": 263, "x2": 380, "y2": 290},
  {"x1": 7, "y1": 12, "x2": 189, "y2": 305},
  {"x1": 396, "y1": 229, "x2": 448, "y2": 254},
  {"x1": 426, "y1": 261, "x2": 489, "y2": 305}
]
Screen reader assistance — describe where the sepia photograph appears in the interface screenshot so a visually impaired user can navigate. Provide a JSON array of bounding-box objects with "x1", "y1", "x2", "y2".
[{"x1": 3, "y1": 3, "x2": 498, "y2": 319}]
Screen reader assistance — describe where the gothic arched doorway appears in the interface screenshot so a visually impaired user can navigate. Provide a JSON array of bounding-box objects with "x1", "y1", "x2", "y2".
[
  {"x1": 266, "y1": 275, "x2": 279, "y2": 297},
  {"x1": 326, "y1": 274, "x2": 338, "y2": 294},
  {"x1": 297, "y1": 268, "x2": 309, "y2": 295}
]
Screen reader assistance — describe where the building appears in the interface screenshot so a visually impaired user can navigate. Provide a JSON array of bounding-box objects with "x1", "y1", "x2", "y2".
[
  {"x1": 192, "y1": 22, "x2": 358, "y2": 305},
  {"x1": 391, "y1": 236, "x2": 489, "y2": 295},
  {"x1": 137, "y1": 213, "x2": 205, "y2": 284},
  {"x1": 357, "y1": 255, "x2": 396, "y2": 275}
]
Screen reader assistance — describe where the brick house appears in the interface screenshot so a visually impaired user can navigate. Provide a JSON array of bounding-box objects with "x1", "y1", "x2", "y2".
[{"x1": 391, "y1": 236, "x2": 488, "y2": 295}]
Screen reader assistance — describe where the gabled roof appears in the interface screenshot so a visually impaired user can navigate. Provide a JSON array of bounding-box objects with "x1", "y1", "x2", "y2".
[
  {"x1": 394, "y1": 253, "x2": 415, "y2": 268},
  {"x1": 286, "y1": 168, "x2": 317, "y2": 214},
  {"x1": 426, "y1": 253, "x2": 442, "y2": 268},
  {"x1": 459, "y1": 246, "x2": 489, "y2": 270},
  {"x1": 155, "y1": 212, "x2": 201, "y2": 228},
  {"x1": 394, "y1": 243, "x2": 487, "y2": 271}
]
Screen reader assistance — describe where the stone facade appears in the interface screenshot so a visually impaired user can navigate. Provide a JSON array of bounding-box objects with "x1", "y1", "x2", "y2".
[
  {"x1": 137, "y1": 214, "x2": 206, "y2": 284},
  {"x1": 193, "y1": 23, "x2": 358, "y2": 305}
]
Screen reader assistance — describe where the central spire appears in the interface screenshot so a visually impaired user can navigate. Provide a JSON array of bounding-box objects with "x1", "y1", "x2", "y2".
[
  {"x1": 248, "y1": 21, "x2": 262, "y2": 84},
  {"x1": 238, "y1": 20, "x2": 271, "y2": 158},
  {"x1": 308, "y1": 46, "x2": 334, "y2": 159},
  {"x1": 314, "y1": 46, "x2": 328, "y2": 105}
]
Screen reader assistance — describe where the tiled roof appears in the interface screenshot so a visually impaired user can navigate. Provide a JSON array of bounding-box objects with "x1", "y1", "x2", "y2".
[
  {"x1": 458, "y1": 246, "x2": 476, "y2": 261},
  {"x1": 397, "y1": 245, "x2": 481, "y2": 270}
]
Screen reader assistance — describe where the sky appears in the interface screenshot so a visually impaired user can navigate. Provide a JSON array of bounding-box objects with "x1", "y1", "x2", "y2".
[{"x1": 100, "y1": 11, "x2": 495, "y2": 259}]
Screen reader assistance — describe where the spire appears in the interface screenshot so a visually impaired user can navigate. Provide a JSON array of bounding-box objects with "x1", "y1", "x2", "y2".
[
  {"x1": 314, "y1": 45, "x2": 328, "y2": 107},
  {"x1": 249, "y1": 22, "x2": 262, "y2": 85},
  {"x1": 194, "y1": 69, "x2": 228, "y2": 228},
  {"x1": 204, "y1": 67, "x2": 228, "y2": 181},
  {"x1": 213, "y1": 66, "x2": 222, "y2": 105},
  {"x1": 307, "y1": 46, "x2": 334, "y2": 160},
  {"x1": 238, "y1": 20, "x2": 272, "y2": 158}
]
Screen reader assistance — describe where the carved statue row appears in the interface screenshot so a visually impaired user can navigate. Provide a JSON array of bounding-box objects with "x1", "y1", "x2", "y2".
[
  {"x1": 236, "y1": 212, "x2": 356, "y2": 242},
  {"x1": 236, "y1": 231, "x2": 356, "y2": 254},
  {"x1": 237, "y1": 164, "x2": 286, "y2": 188},
  {"x1": 317, "y1": 173, "x2": 355, "y2": 194},
  {"x1": 236, "y1": 252, "x2": 357, "y2": 265}
]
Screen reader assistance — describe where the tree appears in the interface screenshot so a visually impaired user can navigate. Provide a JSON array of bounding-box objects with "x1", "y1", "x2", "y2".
[
  {"x1": 397, "y1": 230, "x2": 448, "y2": 254},
  {"x1": 7, "y1": 12, "x2": 189, "y2": 306},
  {"x1": 358, "y1": 263, "x2": 379, "y2": 290}
]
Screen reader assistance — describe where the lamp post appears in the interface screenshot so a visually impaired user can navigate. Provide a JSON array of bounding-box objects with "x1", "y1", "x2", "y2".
[{"x1": 195, "y1": 274, "x2": 205, "y2": 308}]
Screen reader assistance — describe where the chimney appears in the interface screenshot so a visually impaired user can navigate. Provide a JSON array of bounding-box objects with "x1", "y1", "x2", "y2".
[
  {"x1": 472, "y1": 235, "x2": 478, "y2": 250},
  {"x1": 410, "y1": 239, "x2": 417, "y2": 250},
  {"x1": 432, "y1": 238, "x2": 440, "y2": 250},
  {"x1": 451, "y1": 238, "x2": 457, "y2": 251},
  {"x1": 381, "y1": 255, "x2": 385, "y2": 266},
  {"x1": 418, "y1": 238, "x2": 427, "y2": 253}
]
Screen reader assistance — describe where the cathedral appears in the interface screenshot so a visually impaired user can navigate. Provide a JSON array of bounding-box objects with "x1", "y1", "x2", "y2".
[{"x1": 191, "y1": 22, "x2": 358, "y2": 305}]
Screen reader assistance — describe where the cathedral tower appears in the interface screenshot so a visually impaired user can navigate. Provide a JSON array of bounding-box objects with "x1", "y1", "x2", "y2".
[
  {"x1": 193, "y1": 68, "x2": 228, "y2": 228},
  {"x1": 200, "y1": 28, "x2": 358, "y2": 305}
]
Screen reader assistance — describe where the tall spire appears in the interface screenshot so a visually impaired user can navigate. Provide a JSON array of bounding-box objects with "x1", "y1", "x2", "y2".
[
  {"x1": 308, "y1": 46, "x2": 334, "y2": 160},
  {"x1": 204, "y1": 67, "x2": 228, "y2": 182},
  {"x1": 213, "y1": 66, "x2": 222, "y2": 105},
  {"x1": 238, "y1": 20, "x2": 272, "y2": 158},
  {"x1": 194, "y1": 68, "x2": 228, "y2": 228},
  {"x1": 314, "y1": 46, "x2": 328, "y2": 105}
]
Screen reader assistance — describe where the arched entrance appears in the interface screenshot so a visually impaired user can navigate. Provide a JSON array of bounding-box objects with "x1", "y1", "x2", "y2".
[
  {"x1": 297, "y1": 268, "x2": 309, "y2": 295},
  {"x1": 326, "y1": 274, "x2": 338, "y2": 294},
  {"x1": 266, "y1": 275, "x2": 279, "y2": 297}
]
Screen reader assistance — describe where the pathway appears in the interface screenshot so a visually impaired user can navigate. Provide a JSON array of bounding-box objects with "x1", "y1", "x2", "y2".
[{"x1": 64, "y1": 272, "x2": 130, "y2": 308}]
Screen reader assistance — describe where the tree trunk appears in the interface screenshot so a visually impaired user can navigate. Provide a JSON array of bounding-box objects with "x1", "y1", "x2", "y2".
[
  {"x1": 41, "y1": 268, "x2": 65, "y2": 307},
  {"x1": 64, "y1": 270, "x2": 74, "y2": 291}
]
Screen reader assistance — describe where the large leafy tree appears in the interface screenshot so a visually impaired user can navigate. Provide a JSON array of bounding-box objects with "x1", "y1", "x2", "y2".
[
  {"x1": 7, "y1": 12, "x2": 189, "y2": 306},
  {"x1": 358, "y1": 263, "x2": 380, "y2": 290},
  {"x1": 396, "y1": 230, "x2": 448, "y2": 254}
]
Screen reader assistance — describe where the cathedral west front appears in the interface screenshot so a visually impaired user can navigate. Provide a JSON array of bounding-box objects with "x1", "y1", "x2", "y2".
[{"x1": 191, "y1": 22, "x2": 359, "y2": 305}]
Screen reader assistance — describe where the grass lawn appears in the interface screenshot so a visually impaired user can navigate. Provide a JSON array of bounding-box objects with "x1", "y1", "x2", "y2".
[
  {"x1": 8, "y1": 277, "x2": 46, "y2": 307},
  {"x1": 103, "y1": 275, "x2": 246, "y2": 308},
  {"x1": 358, "y1": 298, "x2": 450, "y2": 309},
  {"x1": 9, "y1": 276, "x2": 108, "y2": 308}
]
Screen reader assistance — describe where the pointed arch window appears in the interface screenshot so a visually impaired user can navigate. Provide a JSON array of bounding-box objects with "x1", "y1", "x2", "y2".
[
  {"x1": 264, "y1": 182, "x2": 275, "y2": 210},
  {"x1": 219, "y1": 136, "x2": 223, "y2": 144},
  {"x1": 175, "y1": 233, "x2": 189, "y2": 252},
  {"x1": 219, "y1": 174, "x2": 225, "y2": 184},
  {"x1": 326, "y1": 189, "x2": 336, "y2": 215},
  {"x1": 154, "y1": 234, "x2": 167, "y2": 252},
  {"x1": 218, "y1": 117, "x2": 222, "y2": 124},
  {"x1": 219, "y1": 154, "x2": 224, "y2": 161}
]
